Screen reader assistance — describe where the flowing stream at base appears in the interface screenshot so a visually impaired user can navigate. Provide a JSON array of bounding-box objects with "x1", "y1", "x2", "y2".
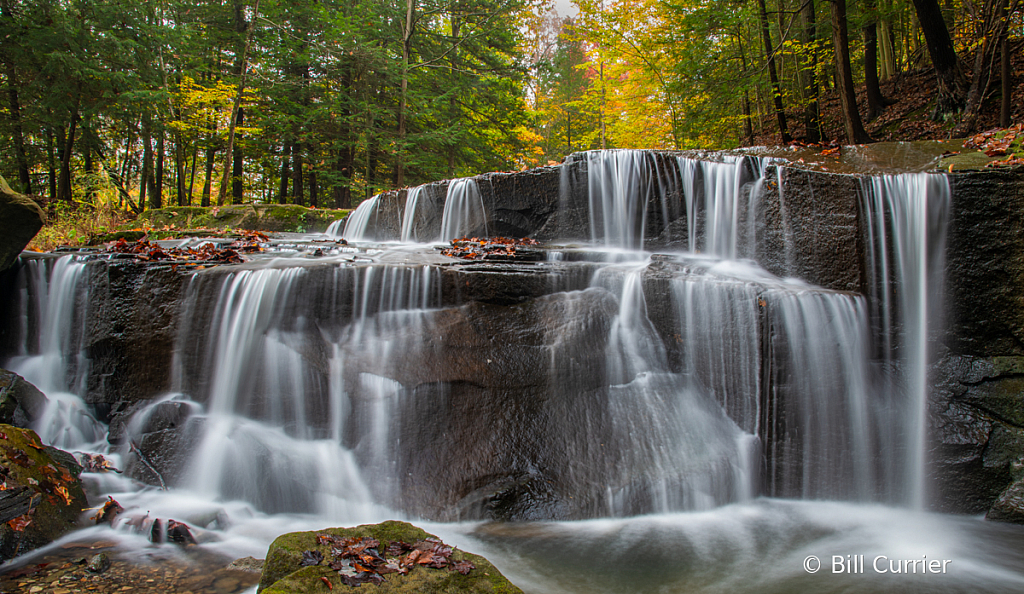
[{"x1": 2, "y1": 152, "x2": 1022, "y2": 593}]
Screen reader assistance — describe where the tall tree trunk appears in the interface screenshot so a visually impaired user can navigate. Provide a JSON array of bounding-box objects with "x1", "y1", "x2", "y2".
[
  {"x1": 292, "y1": 140, "x2": 304, "y2": 205},
  {"x1": 219, "y1": 0, "x2": 260, "y2": 206},
  {"x1": 140, "y1": 115, "x2": 152, "y2": 210},
  {"x1": 333, "y1": 147, "x2": 353, "y2": 209},
  {"x1": 830, "y1": 0, "x2": 874, "y2": 143},
  {"x1": 757, "y1": 0, "x2": 791, "y2": 143},
  {"x1": 910, "y1": 0, "x2": 967, "y2": 118},
  {"x1": 308, "y1": 169, "x2": 318, "y2": 209},
  {"x1": 799, "y1": 0, "x2": 823, "y2": 142},
  {"x1": 232, "y1": 109, "x2": 244, "y2": 204},
  {"x1": 45, "y1": 127, "x2": 57, "y2": 201},
  {"x1": 952, "y1": 0, "x2": 1014, "y2": 135},
  {"x1": 863, "y1": 0, "x2": 891, "y2": 120},
  {"x1": 57, "y1": 107, "x2": 80, "y2": 203},
  {"x1": 878, "y1": 17, "x2": 897, "y2": 80},
  {"x1": 188, "y1": 144, "x2": 199, "y2": 205},
  {"x1": 153, "y1": 128, "x2": 165, "y2": 208},
  {"x1": 201, "y1": 145, "x2": 215, "y2": 207},
  {"x1": 174, "y1": 132, "x2": 187, "y2": 206},
  {"x1": 278, "y1": 142, "x2": 291, "y2": 204},
  {"x1": 5, "y1": 77, "x2": 30, "y2": 193},
  {"x1": 999, "y1": 0, "x2": 1011, "y2": 127},
  {"x1": 395, "y1": 0, "x2": 414, "y2": 187}
]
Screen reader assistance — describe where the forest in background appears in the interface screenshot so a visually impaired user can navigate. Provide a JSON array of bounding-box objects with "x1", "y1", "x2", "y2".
[{"x1": 0, "y1": 0, "x2": 1021, "y2": 218}]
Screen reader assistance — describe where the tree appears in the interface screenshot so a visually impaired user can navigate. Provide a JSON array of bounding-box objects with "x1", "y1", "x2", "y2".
[{"x1": 829, "y1": 0, "x2": 873, "y2": 143}]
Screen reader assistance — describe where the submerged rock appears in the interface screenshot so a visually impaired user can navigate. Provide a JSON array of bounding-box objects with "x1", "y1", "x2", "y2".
[
  {"x1": 0, "y1": 424, "x2": 88, "y2": 562},
  {"x1": 258, "y1": 520, "x2": 522, "y2": 594}
]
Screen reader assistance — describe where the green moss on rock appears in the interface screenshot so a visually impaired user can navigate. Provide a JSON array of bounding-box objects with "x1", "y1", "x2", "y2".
[
  {"x1": 259, "y1": 521, "x2": 522, "y2": 594},
  {"x1": 0, "y1": 424, "x2": 88, "y2": 562},
  {"x1": 131, "y1": 205, "x2": 349, "y2": 234}
]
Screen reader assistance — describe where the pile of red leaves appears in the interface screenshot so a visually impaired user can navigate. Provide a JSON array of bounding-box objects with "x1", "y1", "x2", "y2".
[
  {"x1": 963, "y1": 123, "x2": 1024, "y2": 167},
  {"x1": 102, "y1": 237, "x2": 253, "y2": 264},
  {"x1": 441, "y1": 236, "x2": 539, "y2": 260},
  {"x1": 305, "y1": 534, "x2": 475, "y2": 588}
]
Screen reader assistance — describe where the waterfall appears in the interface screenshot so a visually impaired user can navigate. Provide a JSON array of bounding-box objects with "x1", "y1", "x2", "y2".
[
  {"x1": 400, "y1": 185, "x2": 427, "y2": 242},
  {"x1": 440, "y1": 178, "x2": 487, "y2": 240},
  {"x1": 676, "y1": 155, "x2": 774, "y2": 258},
  {"x1": 340, "y1": 194, "x2": 382, "y2": 240},
  {"x1": 863, "y1": 173, "x2": 951, "y2": 508},
  {"x1": 3, "y1": 256, "x2": 106, "y2": 450}
]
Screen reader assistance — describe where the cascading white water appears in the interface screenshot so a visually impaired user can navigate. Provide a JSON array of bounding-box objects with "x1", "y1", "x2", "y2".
[
  {"x1": 339, "y1": 194, "x2": 382, "y2": 240},
  {"x1": 863, "y1": 173, "x2": 951, "y2": 509},
  {"x1": 400, "y1": 185, "x2": 427, "y2": 242},
  {"x1": 4, "y1": 256, "x2": 106, "y2": 450},
  {"x1": 588, "y1": 264, "x2": 756, "y2": 514},
  {"x1": 676, "y1": 155, "x2": 774, "y2": 258},
  {"x1": 0, "y1": 154, "x2": 984, "y2": 593},
  {"x1": 439, "y1": 178, "x2": 487, "y2": 240}
]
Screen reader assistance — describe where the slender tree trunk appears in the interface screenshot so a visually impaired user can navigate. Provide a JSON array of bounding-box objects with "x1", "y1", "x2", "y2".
[
  {"x1": 830, "y1": 0, "x2": 874, "y2": 143},
  {"x1": 757, "y1": 0, "x2": 791, "y2": 142},
  {"x1": 232, "y1": 108, "x2": 244, "y2": 204},
  {"x1": 140, "y1": 115, "x2": 152, "y2": 210},
  {"x1": 153, "y1": 128, "x2": 165, "y2": 208},
  {"x1": 188, "y1": 144, "x2": 199, "y2": 205},
  {"x1": 308, "y1": 169, "x2": 318, "y2": 209},
  {"x1": 395, "y1": 0, "x2": 414, "y2": 187},
  {"x1": 278, "y1": 142, "x2": 291, "y2": 204},
  {"x1": 1000, "y1": 0, "x2": 1011, "y2": 127},
  {"x1": 863, "y1": 0, "x2": 890, "y2": 120},
  {"x1": 5, "y1": 74, "x2": 31, "y2": 193},
  {"x1": 174, "y1": 133, "x2": 186, "y2": 207},
  {"x1": 878, "y1": 17, "x2": 897, "y2": 80},
  {"x1": 292, "y1": 140, "x2": 304, "y2": 205},
  {"x1": 742, "y1": 92, "x2": 755, "y2": 145},
  {"x1": 218, "y1": 0, "x2": 260, "y2": 205},
  {"x1": 201, "y1": 145, "x2": 215, "y2": 207},
  {"x1": 910, "y1": 0, "x2": 967, "y2": 118},
  {"x1": 57, "y1": 108, "x2": 80, "y2": 203},
  {"x1": 45, "y1": 127, "x2": 57, "y2": 201},
  {"x1": 799, "y1": 0, "x2": 823, "y2": 142}
]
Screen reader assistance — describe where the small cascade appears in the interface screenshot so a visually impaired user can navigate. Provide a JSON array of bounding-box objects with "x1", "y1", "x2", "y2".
[
  {"x1": 585, "y1": 150, "x2": 666, "y2": 249},
  {"x1": 340, "y1": 194, "x2": 382, "y2": 240},
  {"x1": 762, "y1": 286, "x2": 875, "y2": 501},
  {"x1": 863, "y1": 173, "x2": 951, "y2": 508},
  {"x1": 676, "y1": 155, "x2": 773, "y2": 258},
  {"x1": 161, "y1": 263, "x2": 442, "y2": 515},
  {"x1": 400, "y1": 185, "x2": 427, "y2": 242},
  {"x1": 440, "y1": 178, "x2": 487, "y2": 240},
  {"x1": 586, "y1": 264, "x2": 755, "y2": 514}
]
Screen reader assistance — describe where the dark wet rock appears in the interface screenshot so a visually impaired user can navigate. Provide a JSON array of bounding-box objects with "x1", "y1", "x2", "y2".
[
  {"x1": 0, "y1": 176, "x2": 45, "y2": 272},
  {"x1": 0, "y1": 368, "x2": 49, "y2": 428},
  {"x1": 0, "y1": 425, "x2": 88, "y2": 563},
  {"x1": 258, "y1": 520, "x2": 522, "y2": 594},
  {"x1": 946, "y1": 169, "x2": 1024, "y2": 356},
  {"x1": 87, "y1": 552, "x2": 112, "y2": 573},
  {"x1": 931, "y1": 355, "x2": 1024, "y2": 516},
  {"x1": 754, "y1": 166, "x2": 865, "y2": 293},
  {"x1": 987, "y1": 479, "x2": 1024, "y2": 523}
]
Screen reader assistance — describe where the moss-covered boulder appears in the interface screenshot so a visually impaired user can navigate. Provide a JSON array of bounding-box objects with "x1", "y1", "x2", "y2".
[
  {"x1": 133, "y1": 205, "x2": 349, "y2": 234},
  {"x1": 258, "y1": 520, "x2": 522, "y2": 594},
  {"x1": 0, "y1": 424, "x2": 88, "y2": 562},
  {"x1": 0, "y1": 175, "x2": 45, "y2": 271}
]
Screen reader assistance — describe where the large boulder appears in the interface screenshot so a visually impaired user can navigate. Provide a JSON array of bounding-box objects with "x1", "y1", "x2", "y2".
[
  {"x1": 258, "y1": 520, "x2": 522, "y2": 594},
  {"x1": 0, "y1": 424, "x2": 88, "y2": 562},
  {"x1": 0, "y1": 175, "x2": 45, "y2": 271},
  {"x1": 0, "y1": 368, "x2": 49, "y2": 428}
]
